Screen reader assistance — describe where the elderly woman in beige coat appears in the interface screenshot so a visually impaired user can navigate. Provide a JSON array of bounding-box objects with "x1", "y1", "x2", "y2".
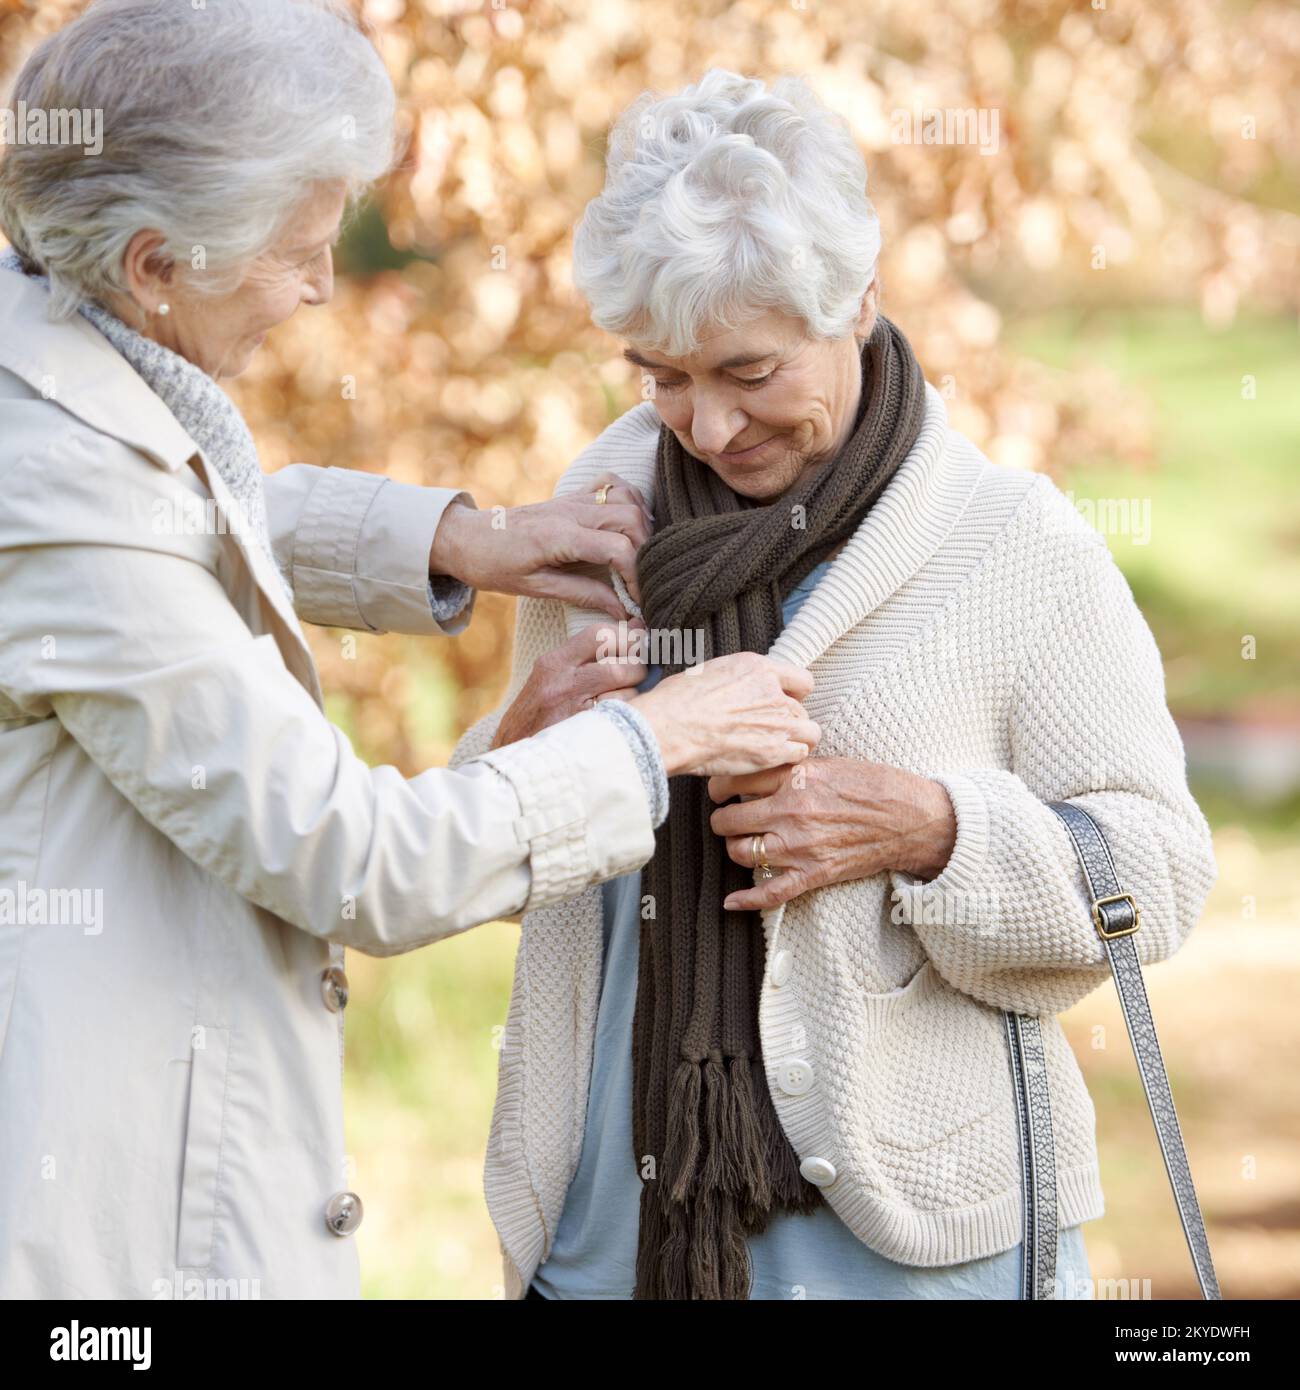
[
  {"x1": 456, "y1": 69, "x2": 1218, "y2": 1301},
  {"x1": 0, "y1": 3, "x2": 819, "y2": 1299}
]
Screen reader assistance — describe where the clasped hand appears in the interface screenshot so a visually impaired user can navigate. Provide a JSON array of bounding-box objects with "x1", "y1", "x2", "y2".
[{"x1": 707, "y1": 759, "x2": 958, "y2": 913}]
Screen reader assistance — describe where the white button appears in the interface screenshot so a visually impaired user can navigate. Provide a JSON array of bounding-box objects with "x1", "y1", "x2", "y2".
[
  {"x1": 799, "y1": 1156, "x2": 837, "y2": 1187},
  {"x1": 769, "y1": 950, "x2": 793, "y2": 987},
  {"x1": 776, "y1": 1058, "x2": 813, "y2": 1095}
]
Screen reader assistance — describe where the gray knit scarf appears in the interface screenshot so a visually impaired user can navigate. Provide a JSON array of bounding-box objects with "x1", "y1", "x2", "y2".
[
  {"x1": 631, "y1": 312, "x2": 927, "y2": 1300},
  {"x1": 0, "y1": 246, "x2": 287, "y2": 596}
]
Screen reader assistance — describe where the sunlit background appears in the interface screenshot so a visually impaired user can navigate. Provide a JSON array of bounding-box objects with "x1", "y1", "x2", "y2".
[{"x1": 3, "y1": 0, "x2": 1297, "y2": 1299}]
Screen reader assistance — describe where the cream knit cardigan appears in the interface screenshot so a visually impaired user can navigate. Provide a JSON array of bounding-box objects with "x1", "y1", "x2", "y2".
[{"x1": 452, "y1": 381, "x2": 1217, "y2": 1299}]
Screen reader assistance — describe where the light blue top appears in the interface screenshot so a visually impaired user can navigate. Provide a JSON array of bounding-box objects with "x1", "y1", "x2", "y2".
[{"x1": 532, "y1": 561, "x2": 1092, "y2": 1300}]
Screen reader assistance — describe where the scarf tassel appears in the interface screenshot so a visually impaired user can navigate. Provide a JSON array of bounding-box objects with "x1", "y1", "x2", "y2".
[{"x1": 639, "y1": 1051, "x2": 798, "y2": 1298}]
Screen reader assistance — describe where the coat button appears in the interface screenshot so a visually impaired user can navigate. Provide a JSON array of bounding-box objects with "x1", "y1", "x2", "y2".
[
  {"x1": 321, "y1": 966, "x2": 349, "y2": 1013},
  {"x1": 324, "y1": 1191, "x2": 364, "y2": 1237},
  {"x1": 776, "y1": 1058, "x2": 813, "y2": 1095},
  {"x1": 799, "y1": 1156, "x2": 837, "y2": 1186},
  {"x1": 769, "y1": 950, "x2": 793, "y2": 987}
]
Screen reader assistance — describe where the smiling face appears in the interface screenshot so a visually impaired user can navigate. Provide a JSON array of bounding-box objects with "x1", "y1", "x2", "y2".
[
  {"x1": 114, "y1": 180, "x2": 346, "y2": 379},
  {"x1": 625, "y1": 286, "x2": 879, "y2": 501}
]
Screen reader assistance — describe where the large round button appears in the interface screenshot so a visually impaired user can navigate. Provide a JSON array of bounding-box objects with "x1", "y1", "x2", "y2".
[
  {"x1": 776, "y1": 1058, "x2": 814, "y2": 1095},
  {"x1": 324, "y1": 1190, "x2": 364, "y2": 1237},
  {"x1": 769, "y1": 950, "x2": 793, "y2": 987},
  {"x1": 320, "y1": 966, "x2": 349, "y2": 1013},
  {"x1": 799, "y1": 1156, "x2": 837, "y2": 1187}
]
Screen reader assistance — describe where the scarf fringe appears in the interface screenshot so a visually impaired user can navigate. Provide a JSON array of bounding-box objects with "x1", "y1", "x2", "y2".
[
  {"x1": 661, "y1": 1058, "x2": 702, "y2": 1204},
  {"x1": 639, "y1": 1051, "x2": 814, "y2": 1298},
  {"x1": 636, "y1": 1178, "x2": 755, "y2": 1301},
  {"x1": 755, "y1": 1053, "x2": 822, "y2": 1215},
  {"x1": 700, "y1": 1055, "x2": 733, "y2": 1193},
  {"x1": 726, "y1": 1053, "x2": 773, "y2": 1210}
]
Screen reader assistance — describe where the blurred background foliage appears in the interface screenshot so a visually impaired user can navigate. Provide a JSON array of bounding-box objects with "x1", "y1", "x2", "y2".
[{"x1": 3, "y1": 0, "x2": 1297, "y2": 1300}]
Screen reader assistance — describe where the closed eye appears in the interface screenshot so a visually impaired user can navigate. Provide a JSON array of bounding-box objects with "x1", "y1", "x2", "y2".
[{"x1": 653, "y1": 371, "x2": 774, "y2": 393}]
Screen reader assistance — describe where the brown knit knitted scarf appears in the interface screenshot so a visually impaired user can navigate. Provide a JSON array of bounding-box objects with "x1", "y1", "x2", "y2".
[{"x1": 630, "y1": 312, "x2": 928, "y2": 1299}]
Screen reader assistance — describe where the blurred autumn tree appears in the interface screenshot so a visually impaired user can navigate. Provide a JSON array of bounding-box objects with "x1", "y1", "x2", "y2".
[{"x1": 3, "y1": 0, "x2": 1297, "y2": 770}]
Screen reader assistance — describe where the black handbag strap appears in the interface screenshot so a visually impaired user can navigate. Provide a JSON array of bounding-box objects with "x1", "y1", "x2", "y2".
[
  {"x1": 1006, "y1": 801, "x2": 1221, "y2": 1300},
  {"x1": 1004, "y1": 1010, "x2": 1058, "y2": 1299}
]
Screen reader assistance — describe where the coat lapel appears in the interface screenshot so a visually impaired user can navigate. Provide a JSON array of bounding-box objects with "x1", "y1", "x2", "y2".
[{"x1": 185, "y1": 452, "x2": 323, "y2": 706}]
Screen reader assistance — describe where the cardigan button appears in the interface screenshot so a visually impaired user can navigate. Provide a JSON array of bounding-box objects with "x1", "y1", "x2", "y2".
[
  {"x1": 769, "y1": 950, "x2": 793, "y2": 987},
  {"x1": 776, "y1": 1058, "x2": 813, "y2": 1095},
  {"x1": 799, "y1": 1156, "x2": 837, "y2": 1187}
]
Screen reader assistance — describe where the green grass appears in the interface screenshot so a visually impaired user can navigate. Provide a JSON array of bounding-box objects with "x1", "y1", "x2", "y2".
[
  {"x1": 1007, "y1": 306, "x2": 1300, "y2": 717},
  {"x1": 345, "y1": 920, "x2": 519, "y2": 1299}
]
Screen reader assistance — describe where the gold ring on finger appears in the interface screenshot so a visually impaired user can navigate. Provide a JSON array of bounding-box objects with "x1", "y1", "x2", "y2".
[
  {"x1": 751, "y1": 833, "x2": 773, "y2": 879},
  {"x1": 594, "y1": 483, "x2": 611, "y2": 504}
]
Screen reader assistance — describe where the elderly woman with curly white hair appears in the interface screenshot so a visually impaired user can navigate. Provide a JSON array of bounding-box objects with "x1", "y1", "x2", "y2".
[
  {"x1": 457, "y1": 68, "x2": 1219, "y2": 1300},
  {"x1": 0, "y1": 5, "x2": 824, "y2": 1299}
]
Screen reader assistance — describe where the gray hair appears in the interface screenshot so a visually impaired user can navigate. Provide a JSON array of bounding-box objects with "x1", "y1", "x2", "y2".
[
  {"x1": 572, "y1": 68, "x2": 881, "y2": 357},
  {"x1": 0, "y1": 0, "x2": 398, "y2": 318}
]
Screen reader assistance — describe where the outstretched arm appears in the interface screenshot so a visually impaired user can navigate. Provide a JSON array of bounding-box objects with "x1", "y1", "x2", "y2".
[{"x1": 265, "y1": 463, "x2": 655, "y2": 635}]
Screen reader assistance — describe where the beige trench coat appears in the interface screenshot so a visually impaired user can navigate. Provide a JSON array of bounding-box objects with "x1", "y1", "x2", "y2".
[{"x1": 0, "y1": 265, "x2": 656, "y2": 1298}]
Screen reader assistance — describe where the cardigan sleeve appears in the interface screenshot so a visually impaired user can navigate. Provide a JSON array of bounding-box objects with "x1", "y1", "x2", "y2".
[
  {"x1": 449, "y1": 593, "x2": 568, "y2": 770},
  {"x1": 888, "y1": 519, "x2": 1217, "y2": 1017}
]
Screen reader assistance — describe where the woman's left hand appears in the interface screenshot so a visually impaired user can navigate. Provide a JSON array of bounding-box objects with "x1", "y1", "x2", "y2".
[{"x1": 707, "y1": 758, "x2": 958, "y2": 912}]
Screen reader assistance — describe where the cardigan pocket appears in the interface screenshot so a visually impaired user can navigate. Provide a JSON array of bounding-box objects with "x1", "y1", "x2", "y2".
[
  {"x1": 857, "y1": 961, "x2": 1002, "y2": 1150},
  {"x1": 175, "y1": 1025, "x2": 231, "y2": 1272}
]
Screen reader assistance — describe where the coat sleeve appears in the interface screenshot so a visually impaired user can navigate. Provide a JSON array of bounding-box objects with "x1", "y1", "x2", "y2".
[
  {"x1": 0, "y1": 444, "x2": 656, "y2": 957},
  {"x1": 263, "y1": 462, "x2": 476, "y2": 636},
  {"x1": 888, "y1": 506, "x2": 1217, "y2": 1017}
]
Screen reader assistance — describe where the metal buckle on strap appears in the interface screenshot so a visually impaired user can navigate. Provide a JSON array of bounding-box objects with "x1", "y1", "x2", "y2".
[{"x1": 1091, "y1": 892, "x2": 1140, "y2": 939}]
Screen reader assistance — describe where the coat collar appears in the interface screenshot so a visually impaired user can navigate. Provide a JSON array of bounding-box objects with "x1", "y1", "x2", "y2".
[
  {"x1": 0, "y1": 263, "x2": 198, "y2": 472},
  {"x1": 0, "y1": 263, "x2": 317, "y2": 689}
]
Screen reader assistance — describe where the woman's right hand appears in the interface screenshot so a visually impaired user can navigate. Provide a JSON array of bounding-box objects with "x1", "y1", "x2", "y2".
[
  {"x1": 631, "y1": 653, "x2": 820, "y2": 778},
  {"x1": 490, "y1": 622, "x2": 648, "y2": 750}
]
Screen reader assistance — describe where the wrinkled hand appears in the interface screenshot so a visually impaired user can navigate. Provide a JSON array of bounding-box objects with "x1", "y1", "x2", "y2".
[
  {"x1": 490, "y1": 621, "x2": 648, "y2": 750},
  {"x1": 631, "y1": 653, "x2": 821, "y2": 778},
  {"x1": 430, "y1": 473, "x2": 652, "y2": 620},
  {"x1": 706, "y1": 758, "x2": 957, "y2": 911}
]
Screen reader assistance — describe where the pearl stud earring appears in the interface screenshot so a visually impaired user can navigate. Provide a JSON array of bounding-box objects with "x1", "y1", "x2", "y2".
[{"x1": 157, "y1": 303, "x2": 170, "y2": 316}]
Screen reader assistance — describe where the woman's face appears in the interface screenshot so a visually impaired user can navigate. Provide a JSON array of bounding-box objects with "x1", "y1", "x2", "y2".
[
  {"x1": 624, "y1": 292, "x2": 877, "y2": 501},
  {"x1": 120, "y1": 180, "x2": 346, "y2": 379}
]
